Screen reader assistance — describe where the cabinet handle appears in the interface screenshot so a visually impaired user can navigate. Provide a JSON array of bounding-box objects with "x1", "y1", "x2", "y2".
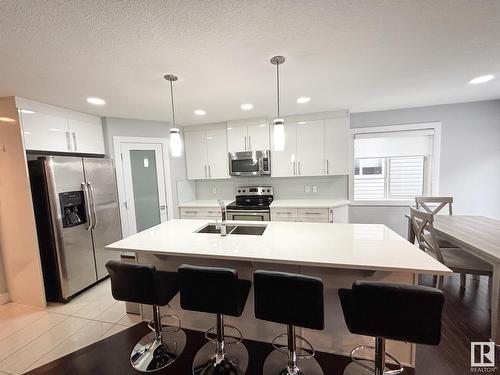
[
  {"x1": 184, "y1": 210, "x2": 198, "y2": 214},
  {"x1": 329, "y1": 208, "x2": 334, "y2": 223},
  {"x1": 248, "y1": 136, "x2": 251, "y2": 150},
  {"x1": 244, "y1": 136, "x2": 247, "y2": 150},
  {"x1": 292, "y1": 162, "x2": 296, "y2": 176},
  {"x1": 304, "y1": 212, "x2": 321, "y2": 215},
  {"x1": 65, "y1": 132, "x2": 71, "y2": 151},
  {"x1": 326, "y1": 159, "x2": 329, "y2": 175},
  {"x1": 208, "y1": 165, "x2": 212, "y2": 178},
  {"x1": 298, "y1": 161, "x2": 301, "y2": 175},
  {"x1": 72, "y1": 132, "x2": 77, "y2": 151},
  {"x1": 204, "y1": 165, "x2": 207, "y2": 179}
]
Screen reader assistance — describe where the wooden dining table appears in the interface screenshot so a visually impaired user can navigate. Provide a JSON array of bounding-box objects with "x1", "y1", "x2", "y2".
[{"x1": 406, "y1": 215, "x2": 500, "y2": 345}]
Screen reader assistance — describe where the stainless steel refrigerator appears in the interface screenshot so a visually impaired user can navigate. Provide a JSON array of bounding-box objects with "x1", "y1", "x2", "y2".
[{"x1": 29, "y1": 156, "x2": 122, "y2": 302}]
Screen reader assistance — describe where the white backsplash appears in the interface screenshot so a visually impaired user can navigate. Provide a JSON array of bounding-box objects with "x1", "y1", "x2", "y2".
[{"x1": 194, "y1": 175, "x2": 348, "y2": 201}]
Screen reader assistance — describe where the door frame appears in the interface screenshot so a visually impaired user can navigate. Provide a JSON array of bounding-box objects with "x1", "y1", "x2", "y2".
[{"x1": 113, "y1": 136, "x2": 174, "y2": 236}]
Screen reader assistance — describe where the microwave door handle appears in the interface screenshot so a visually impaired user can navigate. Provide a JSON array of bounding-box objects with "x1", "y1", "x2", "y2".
[{"x1": 81, "y1": 182, "x2": 93, "y2": 231}]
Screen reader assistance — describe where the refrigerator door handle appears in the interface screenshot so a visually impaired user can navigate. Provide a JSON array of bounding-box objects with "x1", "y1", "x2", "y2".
[
  {"x1": 81, "y1": 181, "x2": 93, "y2": 231},
  {"x1": 87, "y1": 181, "x2": 97, "y2": 230}
]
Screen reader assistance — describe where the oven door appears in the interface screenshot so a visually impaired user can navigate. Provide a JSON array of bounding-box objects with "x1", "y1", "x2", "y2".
[{"x1": 227, "y1": 210, "x2": 270, "y2": 221}]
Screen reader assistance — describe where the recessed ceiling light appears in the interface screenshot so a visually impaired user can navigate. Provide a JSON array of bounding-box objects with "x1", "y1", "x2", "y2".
[
  {"x1": 296, "y1": 96, "x2": 311, "y2": 104},
  {"x1": 0, "y1": 117, "x2": 15, "y2": 122},
  {"x1": 194, "y1": 109, "x2": 206, "y2": 116},
  {"x1": 259, "y1": 123, "x2": 267, "y2": 127},
  {"x1": 241, "y1": 103, "x2": 253, "y2": 111},
  {"x1": 49, "y1": 128, "x2": 62, "y2": 132},
  {"x1": 468, "y1": 75, "x2": 495, "y2": 84},
  {"x1": 298, "y1": 121, "x2": 307, "y2": 125},
  {"x1": 86, "y1": 97, "x2": 106, "y2": 105},
  {"x1": 20, "y1": 109, "x2": 35, "y2": 114}
]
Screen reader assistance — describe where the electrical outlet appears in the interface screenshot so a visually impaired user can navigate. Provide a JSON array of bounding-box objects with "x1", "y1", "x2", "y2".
[
  {"x1": 305, "y1": 185, "x2": 310, "y2": 193},
  {"x1": 212, "y1": 187, "x2": 217, "y2": 195},
  {"x1": 312, "y1": 186, "x2": 318, "y2": 193}
]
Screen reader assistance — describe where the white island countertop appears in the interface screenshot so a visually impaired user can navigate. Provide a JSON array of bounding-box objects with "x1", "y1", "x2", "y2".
[
  {"x1": 270, "y1": 199, "x2": 350, "y2": 209},
  {"x1": 178, "y1": 200, "x2": 234, "y2": 208},
  {"x1": 107, "y1": 219, "x2": 451, "y2": 275}
]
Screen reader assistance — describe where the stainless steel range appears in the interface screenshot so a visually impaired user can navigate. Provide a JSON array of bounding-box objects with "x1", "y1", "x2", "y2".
[{"x1": 226, "y1": 186, "x2": 273, "y2": 221}]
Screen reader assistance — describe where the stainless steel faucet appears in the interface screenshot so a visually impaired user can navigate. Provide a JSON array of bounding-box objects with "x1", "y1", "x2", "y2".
[{"x1": 216, "y1": 200, "x2": 227, "y2": 236}]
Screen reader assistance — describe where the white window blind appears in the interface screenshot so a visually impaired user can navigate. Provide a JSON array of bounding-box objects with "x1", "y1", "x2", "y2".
[{"x1": 353, "y1": 128, "x2": 433, "y2": 201}]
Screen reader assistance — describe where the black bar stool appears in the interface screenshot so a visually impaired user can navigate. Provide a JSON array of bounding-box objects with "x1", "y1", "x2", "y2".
[
  {"x1": 106, "y1": 260, "x2": 186, "y2": 373},
  {"x1": 339, "y1": 281, "x2": 444, "y2": 375},
  {"x1": 178, "y1": 264, "x2": 251, "y2": 375},
  {"x1": 254, "y1": 270, "x2": 325, "y2": 375}
]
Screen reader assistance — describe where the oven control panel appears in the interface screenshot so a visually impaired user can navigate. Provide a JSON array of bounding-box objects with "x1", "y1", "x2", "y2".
[{"x1": 236, "y1": 186, "x2": 273, "y2": 196}]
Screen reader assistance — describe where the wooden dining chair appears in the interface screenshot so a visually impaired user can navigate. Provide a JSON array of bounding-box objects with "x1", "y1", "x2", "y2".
[
  {"x1": 410, "y1": 207, "x2": 493, "y2": 292},
  {"x1": 415, "y1": 196, "x2": 453, "y2": 215}
]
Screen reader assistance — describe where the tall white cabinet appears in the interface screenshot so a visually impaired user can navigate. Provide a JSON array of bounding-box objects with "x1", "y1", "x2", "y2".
[{"x1": 185, "y1": 128, "x2": 229, "y2": 180}]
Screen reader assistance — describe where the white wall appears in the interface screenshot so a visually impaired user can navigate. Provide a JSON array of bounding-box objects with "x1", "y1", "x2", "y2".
[
  {"x1": 350, "y1": 99, "x2": 500, "y2": 236},
  {"x1": 195, "y1": 175, "x2": 348, "y2": 201},
  {"x1": 102, "y1": 117, "x2": 187, "y2": 219}
]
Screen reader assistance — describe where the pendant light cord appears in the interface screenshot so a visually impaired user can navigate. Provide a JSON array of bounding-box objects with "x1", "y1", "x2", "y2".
[
  {"x1": 169, "y1": 80, "x2": 176, "y2": 127},
  {"x1": 276, "y1": 63, "x2": 280, "y2": 118}
]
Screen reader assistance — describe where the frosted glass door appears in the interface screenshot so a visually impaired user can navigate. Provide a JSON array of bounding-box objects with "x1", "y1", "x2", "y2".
[{"x1": 121, "y1": 143, "x2": 168, "y2": 236}]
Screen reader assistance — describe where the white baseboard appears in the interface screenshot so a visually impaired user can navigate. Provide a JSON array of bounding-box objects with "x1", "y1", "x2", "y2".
[{"x1": 0, "y1": 292, "x2": 10, "y2": 305}]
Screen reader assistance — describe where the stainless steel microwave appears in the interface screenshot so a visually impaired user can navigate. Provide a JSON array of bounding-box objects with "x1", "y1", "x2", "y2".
[{"x1": 228, "y1": 150, "x2": 271, "y2": 176}]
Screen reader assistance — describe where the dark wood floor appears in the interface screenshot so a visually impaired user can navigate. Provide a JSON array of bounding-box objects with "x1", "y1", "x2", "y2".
[{"x1": 26, "y1": 274, "x2": 497, "y2": 375}]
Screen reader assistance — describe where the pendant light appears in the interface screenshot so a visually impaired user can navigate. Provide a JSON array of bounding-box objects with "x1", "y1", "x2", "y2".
[
  {"x1": 271, "y1": 55, "x2": 285, "y2": 151},
  {"x1": 164, "y1": 74, "x2": 182, "y2": 157}
]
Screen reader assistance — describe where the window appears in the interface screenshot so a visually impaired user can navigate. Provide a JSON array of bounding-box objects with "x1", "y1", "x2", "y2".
[{"x1": 352, "y1": 125, "x2": 439, "y2": 201}]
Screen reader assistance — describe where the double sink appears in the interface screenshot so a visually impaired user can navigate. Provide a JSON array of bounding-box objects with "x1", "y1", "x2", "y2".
[{"x1": 195, "y1": 223, "x2": 267, "y2": 236}]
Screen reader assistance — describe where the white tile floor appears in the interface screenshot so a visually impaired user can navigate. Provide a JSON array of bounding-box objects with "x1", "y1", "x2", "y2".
[{"x1": 0, "y1": 279, "x2": 141, "y2": 374}]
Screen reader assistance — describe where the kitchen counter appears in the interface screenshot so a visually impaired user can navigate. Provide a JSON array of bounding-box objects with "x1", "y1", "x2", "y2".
[
  {"x1": 106, "y1": 219, "x2": 450, "y2": 367},
  {"x1": 107, "y1": 219, "x2": 450, "y2": 275},
  {"x1": 178, "y1": 200, "x2": 234, "y2": 208},
  {"x1": 270, "y1": 199, "x2": 350, "y2": 209}
]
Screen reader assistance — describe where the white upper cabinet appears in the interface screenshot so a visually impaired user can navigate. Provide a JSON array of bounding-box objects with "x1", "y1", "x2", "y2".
[
  {"x1": 21, "y1": 111, "x2": 71, "y2": 152},
  {"x1": 296, "y1": 120, "x2": 325, "y2": 176},
  {"x1": 19, "y1": 103, "x2": 105, "y2": 155},
  {"x1": 227, "y1": 126, "x2": 247, "y2": 153},
  {"x1": 247, "y1": 123, "x2": 270, "y2": 150},
  {"x1": 271, "y1": 122, "x2": 297, "y2": 177},
  {"x1": 227, "y1": 119, "x2": 270, "y2": 152},
  {"x1": 324, "y1": 117, "x2": 350, "y2": 175},
  {"x1": 206, "y1": 128, "x2": 229, "y2": 179},
  {"x1": 185, "y1": 130, "x2": 209, "y2": 180},
  {"x1": 67, "y1": 119, "x2": 105, "y2": 154},
  {"x1": 185, "y1": 128, "x2": 229, "y2": 180}
]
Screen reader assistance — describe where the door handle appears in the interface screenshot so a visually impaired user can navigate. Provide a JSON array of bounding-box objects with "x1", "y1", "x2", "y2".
[
  {"x1": 81, "y1": 182, "x2": 93, "y2": 230},
  {"x1": 87, "y1": 182, "x2": 97, "y2": 229},
  {"x1": 66, "y1": 132, "x2": 71, "y2": 152},
  {"x1": 72, "y1": 132, "x2": 77, "y2": 152}
]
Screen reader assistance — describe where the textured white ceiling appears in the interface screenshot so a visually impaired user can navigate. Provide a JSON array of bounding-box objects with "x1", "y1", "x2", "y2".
[{"x1": 0, "y1": 0, "x2": 499, "y2": 125}]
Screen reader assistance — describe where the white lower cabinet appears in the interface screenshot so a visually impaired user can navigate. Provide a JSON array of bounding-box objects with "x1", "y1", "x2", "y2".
[
  {"x1": 271, "y1": 206, "x2": 349, "y2": 223},
  {"x1": 180, "y1": 207, "x2": 221, "y2": 220}
]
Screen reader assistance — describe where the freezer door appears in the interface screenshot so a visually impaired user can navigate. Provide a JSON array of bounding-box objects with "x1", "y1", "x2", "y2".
[
  {"x1": 83, "y1": 158, "x2": 122, "y2": 280},
  {"x1": 45, "y1": 156, "x2": 98, "y2": 299}
]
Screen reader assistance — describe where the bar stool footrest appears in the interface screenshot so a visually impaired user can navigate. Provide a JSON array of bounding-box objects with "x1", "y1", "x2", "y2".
[
  {"x1": 350, "y1": 345, "x2": 404, "y2": 375},
  {"x1": 205, "y1": 324, "x2": 243, "y2": 346},
  {"x1": 272, "y1": 333, "x2": 315, "y2": 359},
  {"x1": 147, "y1": 314, "x2": 182, "y2": 333}
]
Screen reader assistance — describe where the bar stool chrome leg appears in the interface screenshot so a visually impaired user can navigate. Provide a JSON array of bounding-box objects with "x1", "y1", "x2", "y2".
[
  {"x1": 343, "y1": 338, "x2": 404, "y2": 375},
  {"x1": 263, "y1": 325, "x2": 324, "y2": 375},
  {"x1": 192, "y1": 314, "x2": 249, "y2": 375},
  {"x1": 130, "y1": 305, "x2": 187, "y2": 373}
]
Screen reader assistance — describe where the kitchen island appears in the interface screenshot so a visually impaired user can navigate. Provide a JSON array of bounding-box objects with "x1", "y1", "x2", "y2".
[{"x1": 107, "y1": 219, "x2": 451, "y2": 367}]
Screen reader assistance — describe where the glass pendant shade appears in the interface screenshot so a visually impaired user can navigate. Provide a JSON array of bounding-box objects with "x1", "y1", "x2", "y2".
[
  {"x1": 169, "y1": 128, "x2": 182, "y2": 157},
  {"x1": 273, "y1": 118, "x2": 285, "y2": 152}
]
